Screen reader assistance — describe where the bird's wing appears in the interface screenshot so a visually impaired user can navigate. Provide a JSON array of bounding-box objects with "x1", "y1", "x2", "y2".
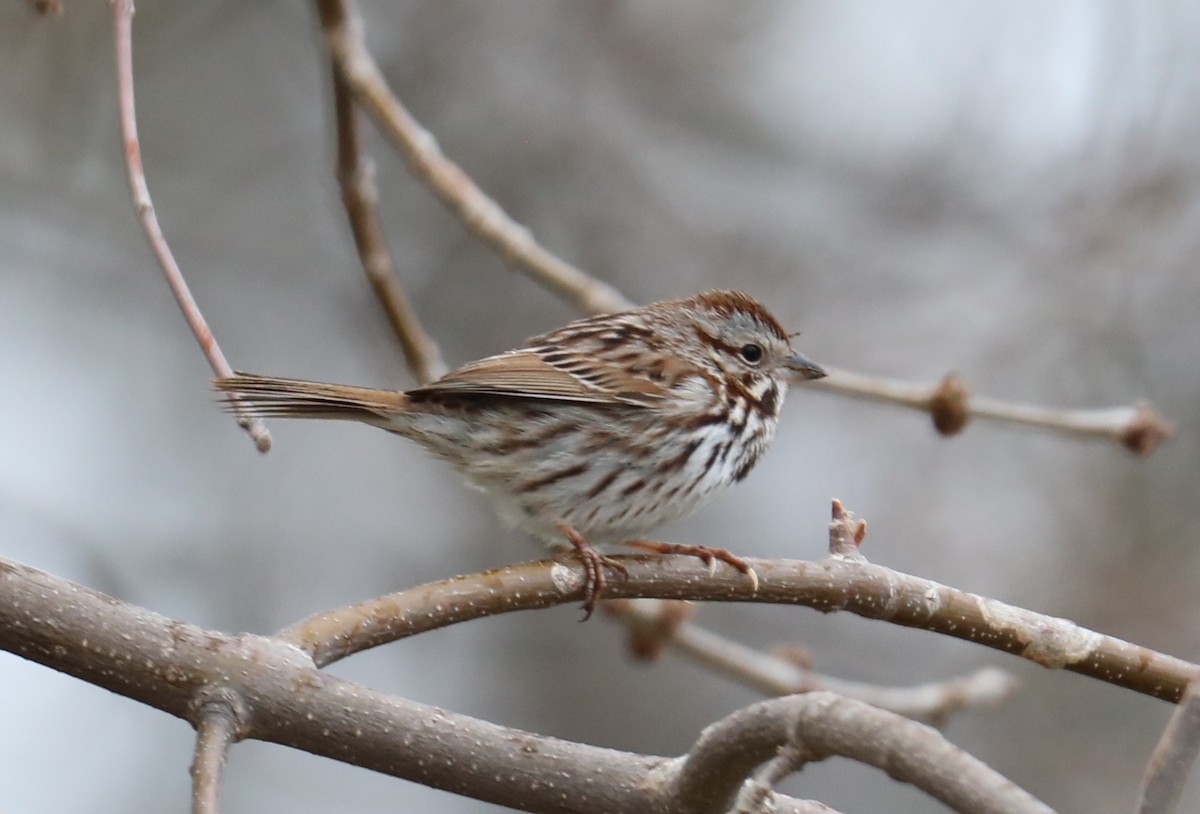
[{"x1": 408, "y1": 348, "x2": 670, "y2": 407}]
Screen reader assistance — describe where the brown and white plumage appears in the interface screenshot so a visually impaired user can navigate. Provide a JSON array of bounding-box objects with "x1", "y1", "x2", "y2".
[{"x1": 215, "y1": 291, "x2": 825, "y2": 551}]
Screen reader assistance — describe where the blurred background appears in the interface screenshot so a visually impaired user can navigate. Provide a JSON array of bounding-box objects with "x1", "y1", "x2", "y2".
[{"x1": 2, "y1": 2, "x2": 1198, "y2": 811}]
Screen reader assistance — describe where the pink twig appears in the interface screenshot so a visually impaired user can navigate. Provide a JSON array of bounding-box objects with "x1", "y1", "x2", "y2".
[{"x1": 109, "y1": 0, "x2": 270, "y2": 452}]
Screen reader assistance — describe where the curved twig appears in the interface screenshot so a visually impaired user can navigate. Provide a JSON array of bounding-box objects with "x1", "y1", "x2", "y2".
[
  {"x1": 674, "y1": 693, "x2": 1053, "y2": 814},
  {"x1": 273, "y1": 550, "x2": 1197, "y2": 704},
  {"x1": 109, "y1": 0, "x2": 271, "y2": 453}
]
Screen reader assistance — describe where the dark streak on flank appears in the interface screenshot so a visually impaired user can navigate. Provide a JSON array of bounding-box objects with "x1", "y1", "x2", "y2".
[
  {"x1": 620, "y1": 479, "x2": 648, "y2": 497},
  {"x1": 586, "y1": 469, "x2": 621, "y2": 499},
  {"x1": 491, "y1": 421, "x2": 576, "y2": 455},
  {"x1": 516, "y1": 462, "x2": 590, "y2": 494},
  {"x1": 582, "y1": 432, "x2": 618, "y2": 454},
  {"x1": 656, "y1": 438, "x2": 702, "y2": 475}
]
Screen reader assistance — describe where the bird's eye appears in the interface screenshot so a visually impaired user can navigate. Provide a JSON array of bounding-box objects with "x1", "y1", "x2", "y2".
[{"x1": 739, "y1": 343, "x2": 764, "y2": 364}]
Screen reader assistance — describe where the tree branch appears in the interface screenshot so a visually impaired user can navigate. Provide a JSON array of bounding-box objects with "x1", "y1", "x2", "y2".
[
  {"x1": 190, "y1": 689, "x2": 244, "y2": 814},
  {"x1": 673, "y1": 692, "x2": 1053, "y2": 814},
  {"x1": 329, "y1": 61, "x2": 446, "y2": 385},
  {"x1": 314, "y1": 0, "x2": 632, "y2": 317},
  {"x1": 815, "y1": 369, "x2": 1172, "y2": 456},
  {"x1": 272, "y1": 550, "x2": 1196, "y2": 703},
  {"x1": 0, "y1": 556, "x2": 866, "y2": 814},
  {"x1": 604, "y1": 598, "x2": 1017, "y2": 724},
  {"x1": 1139, "y1": 679, "x2": 1200, "y2": 814}
]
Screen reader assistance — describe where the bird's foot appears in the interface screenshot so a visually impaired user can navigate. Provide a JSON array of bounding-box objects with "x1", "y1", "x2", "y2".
[
  {"x1": 624, "y1": 539, "x2": 759, "y2": 592},
  {"x1": 556, "y1": 523, "x2": 628, "y2": 621}
]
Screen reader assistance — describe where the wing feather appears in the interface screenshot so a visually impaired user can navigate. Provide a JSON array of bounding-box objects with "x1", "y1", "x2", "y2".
[{"x1": 409, "y1": 349, "x2": 668, "y2": 407}]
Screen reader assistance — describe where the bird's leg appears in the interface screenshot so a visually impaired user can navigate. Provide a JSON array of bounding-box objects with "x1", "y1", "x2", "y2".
[
  {"x1": 624, "y1": 539, "x2": 759, "y2": 592},
  {"x1": 556, "y1": 522, "x2": 628, "y2": 621}
]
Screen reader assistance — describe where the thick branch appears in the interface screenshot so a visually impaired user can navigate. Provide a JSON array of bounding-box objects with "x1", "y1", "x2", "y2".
[{"x1": 0, "y1": 556, "x2": 843, "y2": 814}]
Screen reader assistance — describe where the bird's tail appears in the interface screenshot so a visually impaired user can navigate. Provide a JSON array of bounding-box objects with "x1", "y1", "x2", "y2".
[{"x1": 214, "y1": 373, "x2": 409, "y2": 424}]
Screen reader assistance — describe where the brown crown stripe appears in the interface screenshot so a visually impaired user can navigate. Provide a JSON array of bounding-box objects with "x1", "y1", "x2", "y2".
[{"x1": 690, "y1": 291, "x2": 789, "y2": 341}]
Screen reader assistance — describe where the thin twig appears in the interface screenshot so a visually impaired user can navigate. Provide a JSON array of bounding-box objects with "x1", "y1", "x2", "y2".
[
  {"x1": 736, "y1": 745, "x2": 844, "y2": 814},
  {"x1": 109, "y1": 0, "x2": 270, "y2": 452},
  {"x1": 674, "y1": 692, "x2": 1054, "y2": 814},
  {"x1": 816, "y1": 368, "x2": 1172, "y2": 456},
  {"x1": 189, "y1": 690, "x2": 244, "y2": 814},
  {"x1": 329, "y1": 62, "x2": 446, "y2": 385},
  {"x1": 605, "y1": 598, "x2": 1017, "y2": 724},
  {"x1": 314, "y1": 0, "x2": 631, "y2": 317},
  {"x1": 1139, "y1": 678, "x2": 1200, "y2": 814}
]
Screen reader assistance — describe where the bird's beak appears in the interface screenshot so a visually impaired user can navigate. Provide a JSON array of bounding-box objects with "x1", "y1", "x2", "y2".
[{"x1": 784, "y1": 352, "x2": 827, "y2": 381}]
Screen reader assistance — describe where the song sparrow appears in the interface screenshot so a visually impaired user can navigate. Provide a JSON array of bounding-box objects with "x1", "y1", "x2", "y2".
[{"x1": 215, "y1": 290, "x2": 825, "y2": 616}]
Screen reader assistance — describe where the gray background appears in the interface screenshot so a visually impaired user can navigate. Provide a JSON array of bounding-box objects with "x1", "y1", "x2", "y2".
[{"x1": 2, "y1": 2, "x2": 1198, "y2": 812}]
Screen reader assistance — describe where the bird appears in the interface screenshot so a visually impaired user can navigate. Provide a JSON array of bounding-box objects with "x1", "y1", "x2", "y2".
[{"x1": 215, "y1": 290, "x2": 826, "y2": 616}]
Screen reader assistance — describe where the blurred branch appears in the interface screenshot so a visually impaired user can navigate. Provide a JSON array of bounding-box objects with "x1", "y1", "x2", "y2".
[
  {"x1": 1140, "y1": 679, "x2": 1200, "y2": 814},
  {"x1": 109, "y1": 0, "x2": 271, "y2": 452},
  {"x1": 603, "y1": 598, "x2": 1018, "y2": 725},
  {"x1": 675, "y1": 692, "x2": 1053, "y2": 814},
  {"x1": 817, "y1": 369, "x2": 1173, "y2": 456},
  {"x1": 315, "y1": 0, "x2": 631, "y2": 316},
  {"x1": 329, "y1": 62, "x2": 446, "y2": 385},
  {"x1": 275, "y1": 500, "x2": 1197, "y2": 704}
]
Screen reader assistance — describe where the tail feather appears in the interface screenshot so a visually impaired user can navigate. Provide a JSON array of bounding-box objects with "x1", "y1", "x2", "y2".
[{"x1": 214, "y1": 373, "x2": 408, "y2": 424}]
